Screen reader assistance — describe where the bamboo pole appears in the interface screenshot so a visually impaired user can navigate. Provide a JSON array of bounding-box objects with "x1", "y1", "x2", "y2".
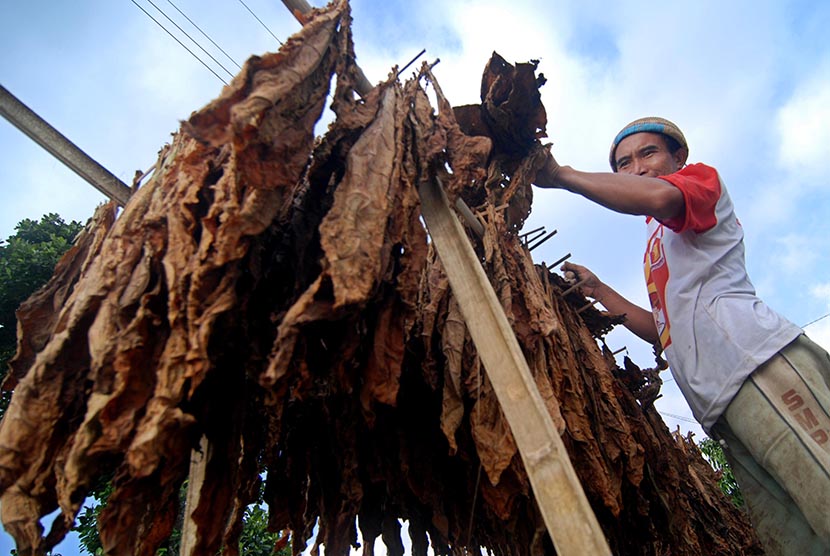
[
  {"x1": 279, "y1": 1, "x2": 609, "y2": 550},
  {"x1": 0, "y1": 85, "x2": 132, "y2": 206},
  {"x1": 281, "y1": 0, "x2": 374, "y2": 95},
  {"x1": 418, "y1": 177, "x2": 611, "y2": 555},
  {"x1": 182, "y1": 4, "x2": 608, "y2": 553},
  {"x1": 180, "y1": 435, "x2": 210, "y2": 556},
  {"x1": 279, "y1": 0, "x2": 484, "y2": 240}
]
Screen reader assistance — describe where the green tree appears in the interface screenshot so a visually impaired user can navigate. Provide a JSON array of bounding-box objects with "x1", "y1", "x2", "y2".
[
  {"x1": 238, "y1": 502, "x2": 287, "y2": 556},
  {"x1": 699, "y1": 437, "x2": 744, "y2": 507},
  {"x1": 74, "y1": 480, "x2": 290, "y2": 555},
  {"x1": 0, "y1": 213, "x2": 83, "y2": 419}
]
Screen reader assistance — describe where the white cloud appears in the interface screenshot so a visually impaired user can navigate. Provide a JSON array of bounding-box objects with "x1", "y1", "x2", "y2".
[
  {"x1": 741, "y1": 178, "x2": 803, "y2": 229},
  {"x1": 804, "y1": 318, "x2": 830, "y2": 354},
  {"x1": 0, "y1": 138, "x2": 108, "y2": 241},
  {"x1": 774, "y1": 232, "x2": 821, "y2": 273},
  {"x1": 777, "y1": 63, "x2": 830, "y2": 178},
  {"x1": 810, "y1": 282, "x2": 830, "y2": 301},
  {"x1": 2, "y1": 0, "x2": 830, "y2": 538},
  {"x1": 797, "y1": 283, "x2": 830, "y2": 353}
]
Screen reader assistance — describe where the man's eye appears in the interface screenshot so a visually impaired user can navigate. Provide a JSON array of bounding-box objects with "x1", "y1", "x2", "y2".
[{"x1": 618, "y1": 160, "x2": 630, "y2": 168}]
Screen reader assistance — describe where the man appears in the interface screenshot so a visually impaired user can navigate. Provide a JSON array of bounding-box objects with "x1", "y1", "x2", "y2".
[{"x1": 534, "y1": 117, "x2": 830, "y2": 555}]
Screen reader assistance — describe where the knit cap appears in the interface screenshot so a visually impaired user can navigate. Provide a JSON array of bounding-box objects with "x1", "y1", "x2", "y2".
[{"x1": 609, "y1": 117, "x2": 688, "y2": 171}]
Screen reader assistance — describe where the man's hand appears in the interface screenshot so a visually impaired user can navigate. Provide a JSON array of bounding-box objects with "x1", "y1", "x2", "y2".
[
  {"x1": 562, "y1": 261, "x2": 660, "y2": 344},
  {"x1": 533, "y1": 150, "x2": 563, "y2": 188},
  {"x1": 561, "y1": 262, "x2": 602, "y2": 298}
]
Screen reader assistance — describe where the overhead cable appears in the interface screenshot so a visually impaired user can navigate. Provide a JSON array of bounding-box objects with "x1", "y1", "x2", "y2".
[
  {"x1": 144, "y1": 0, "x2": 236, "y2": 79},
  {"x1": 130, "y1": 0, "x2": 228, "y2": 85},
  {"x1": 237, "y1": 0, "x2": 284, "y2": 46},
  {"x1": 166, "y1": 0, "x2": 243, "y2": 70},
  {"x1": 803, "y1": 312, "x2": 830, "y2": 329},
  {"x1": 659, "y1": 411, "x2": 699, "y2": 425}
]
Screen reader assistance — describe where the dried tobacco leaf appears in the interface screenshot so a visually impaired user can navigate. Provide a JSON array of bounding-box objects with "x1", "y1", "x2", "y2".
[{"x1": 0, "y1": 2, "x2": 762, "y2": 555}]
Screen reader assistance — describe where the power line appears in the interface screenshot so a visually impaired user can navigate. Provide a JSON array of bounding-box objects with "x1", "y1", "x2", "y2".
[
  {"x1": 130, "y1": 0, "x2": 228, "y2": 85},
  {"x1": 662, "y1": 313, "x2": 828, "y2": 384},
  {"x1": 656, "y1": 311, "x2": 830, "y2": 429},
  {"x1": 803, "y1": 312, "x2": 830, "y2": 329},
  {"x1": 166, "y1": 0, "x2": 243, "y2": 70},
  {"x1": 144, "y1": 0, "x2": 236, "y2": 79},
  {"x1": 659, "y1": 411, "x2": 699, "y2": 425},
  {"x1": 237, "y1": 0, "x2": 283, "y2": 46}
]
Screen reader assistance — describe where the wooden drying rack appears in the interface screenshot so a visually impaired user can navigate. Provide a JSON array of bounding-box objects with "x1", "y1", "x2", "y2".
[{"x1": 183, "y1": 2, "x2": 612, "y2": 555}]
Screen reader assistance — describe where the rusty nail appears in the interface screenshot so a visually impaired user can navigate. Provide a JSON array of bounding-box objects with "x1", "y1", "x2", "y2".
[
  {"x1": 520, "y1": 226, "x2": 545, "y2": 240},
  {"x1": 561, "y1": 277, "x2": 589, "y2": 297},
  {"x1": 576, "y1": 300, "x2": 598, "y2": 314},
  {"x1": 528, "y1": 229, "x2": 558, "y2": 251},
  {"x1": 548, "y1": 252, "x2": 571, "y2": 270},
  {"x1": 396, "y1": 48, "x2": 427, "y2": 77}
]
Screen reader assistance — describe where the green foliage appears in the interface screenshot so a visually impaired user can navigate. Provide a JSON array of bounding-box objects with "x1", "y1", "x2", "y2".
[
  {"x1": 238, "y1": 504, "x2": 286, "y2": 556},
  {"x1": 74, "y1": 477, "x2": 289, "y2": 556},
  {"x1": 0, "y1": 213, "x2": 83, "y2": 419},
  {"x1": 73, "y1": 475, "x2": 114, "y2": 556},
  {"x1": 699, "y1": 437, "x2": 744, "y2": 508},
  {"x1": 74, "y1": 479, "x2": 181, "y2": 556}
]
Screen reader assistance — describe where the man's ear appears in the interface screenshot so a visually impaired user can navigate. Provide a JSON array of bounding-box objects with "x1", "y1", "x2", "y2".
[{"x1": 674, "y1": 147, "x2": 689, "y2": 168}]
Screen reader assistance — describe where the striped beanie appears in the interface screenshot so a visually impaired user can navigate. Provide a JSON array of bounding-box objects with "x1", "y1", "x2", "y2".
[{"x1": 609, "y1": 117, "x2": 688, "y2": 172}]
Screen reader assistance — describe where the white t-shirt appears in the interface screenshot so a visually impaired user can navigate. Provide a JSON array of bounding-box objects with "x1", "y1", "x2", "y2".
[{"x1": 644, "y1": 163, "x2": 802, "y2": 432}]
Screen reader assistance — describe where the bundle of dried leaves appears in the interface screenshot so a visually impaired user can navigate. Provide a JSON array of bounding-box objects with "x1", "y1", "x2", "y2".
[{"x1": 0, "y1": 1, "x2": 762, "y2": 555}]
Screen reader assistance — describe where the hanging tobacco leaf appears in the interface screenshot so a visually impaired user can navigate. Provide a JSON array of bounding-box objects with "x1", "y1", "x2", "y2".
[{"x1": 0, "y1": 2, "x2": 762, "y2": 555}]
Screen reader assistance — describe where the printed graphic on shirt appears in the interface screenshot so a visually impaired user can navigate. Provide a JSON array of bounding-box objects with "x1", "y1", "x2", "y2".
[{"x1": 644, "y1": 225, "x2": 671, "y2": 347}]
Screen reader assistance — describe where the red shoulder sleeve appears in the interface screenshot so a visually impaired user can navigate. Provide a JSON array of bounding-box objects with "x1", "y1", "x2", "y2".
[{"x1": 658, "y1": 163, "x2": 721, "y2": 233}]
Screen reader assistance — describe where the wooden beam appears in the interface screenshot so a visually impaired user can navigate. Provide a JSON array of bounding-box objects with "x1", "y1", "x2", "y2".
[
  {"x1": 0, "y1": 84, "x2": 132, "y2": 206},
  {"x1": 180, "y1": 435, "x2": 210, "y2": 556},
  {"x1": 279, "y1": 3, "x2": 607, "y2": 549},
  {"x1": 417, "y1": 176, "x2": 611, "y2": 556},
  {"x1": 281, "y1": 0, "x2": 374, "y2": 96},
  {"x1": 279, "y1": 0, "x2": 484, "y2": 238}
]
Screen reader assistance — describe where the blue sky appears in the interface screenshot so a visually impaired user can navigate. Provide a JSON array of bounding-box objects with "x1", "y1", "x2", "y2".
[{"x1": 2, "y1": 0, "x2": 830, "y2": 553}]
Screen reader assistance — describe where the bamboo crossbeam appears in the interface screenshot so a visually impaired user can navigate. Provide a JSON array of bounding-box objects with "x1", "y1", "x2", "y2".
[
  {"x1": 278, "y1": 0, "x2": 484, "y2": 239},
  {"x1": 183, "y1": 4, "x2": 603, "y2": 553},
  {"x1": 281, "y1": 0, "x2": 374, "y2": 95},
  {"x1": 0, "y1": 84, "x2": 132, "y2": 206}
]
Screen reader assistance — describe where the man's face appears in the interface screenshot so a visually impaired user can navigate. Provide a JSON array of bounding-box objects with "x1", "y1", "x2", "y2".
[{"x1": 614, "y1": 132, "x2": 686, "y2": 177}]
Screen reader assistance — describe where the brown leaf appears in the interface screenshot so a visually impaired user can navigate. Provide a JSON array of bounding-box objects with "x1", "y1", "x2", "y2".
[{"x1": 0, "y1": 8, "x2": 762, "y2": 554}]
